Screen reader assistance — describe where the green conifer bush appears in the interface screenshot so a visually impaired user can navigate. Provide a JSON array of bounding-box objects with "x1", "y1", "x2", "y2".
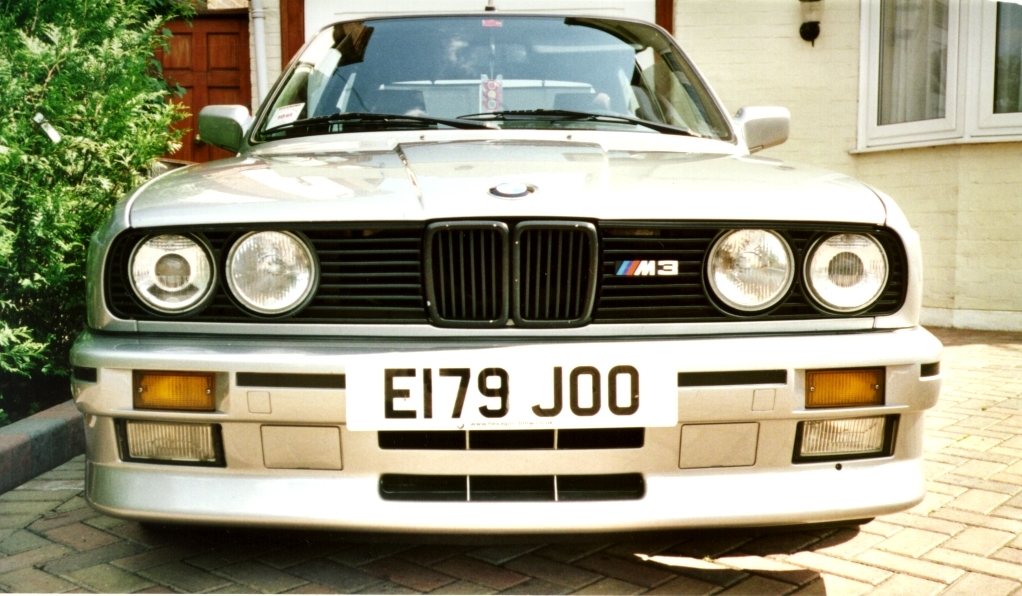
[{"x1": 0, "y1": 0, "x2": 191, "y2": 423}]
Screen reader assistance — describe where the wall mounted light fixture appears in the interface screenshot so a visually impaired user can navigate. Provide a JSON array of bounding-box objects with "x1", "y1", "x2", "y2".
[{"x1": 800, "y1": 0, "x2": 822, "y2": 46}]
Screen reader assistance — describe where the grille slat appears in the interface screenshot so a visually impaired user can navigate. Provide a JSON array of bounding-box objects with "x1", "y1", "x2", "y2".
[
  {"x1": 436, "y1": 232, "x2": 448, "y2": 317},
  {"x1": 490, "y1": 230, "x2": 498, "y2": 314},
  {"x1": 458, "y1": 232, "x2": 467, "y2": 318},
  {"x1": 564, "y1": 231, "x2": 575, "y2": 316},
  {"x1": 553, "y1": 231, "x2": 563, "y2": 318},
  {"x1": 543, "y1": 231, "x2": 553, "y2": 319},
  {"x1": 470, "y1": 231, "x2": 479, "y2": 318},
  {"x1": 573, "y1": 232, "x2": 587, "y2": 317}
]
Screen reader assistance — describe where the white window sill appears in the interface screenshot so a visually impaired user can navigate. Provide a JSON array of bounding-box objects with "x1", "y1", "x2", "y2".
[{"x1": 850, "y1": 134, "x2": 1022, "y2": 154}]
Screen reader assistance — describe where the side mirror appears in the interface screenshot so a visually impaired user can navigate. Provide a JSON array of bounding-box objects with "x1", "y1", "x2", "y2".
[
  {"x1": 734, "y1": 106, "x2": 790, "y2": 153},
  {"x1": 197, "y1": 105, "x2": 253, "y2": 153}
]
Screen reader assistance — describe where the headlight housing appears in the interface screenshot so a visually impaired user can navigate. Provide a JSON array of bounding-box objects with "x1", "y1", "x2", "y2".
[
  {"x1": 805, "y1": 234, "x2": 888, "y2": 313},
  {"x1": 129, "y1": 234, "x2": 214, "y2": 313},
  {"x1": 226, "y1": 231, "x2": 317, "y2": 315},
  {"x1": 707, "y1": 229, "x2": 794, "y2": 312}
]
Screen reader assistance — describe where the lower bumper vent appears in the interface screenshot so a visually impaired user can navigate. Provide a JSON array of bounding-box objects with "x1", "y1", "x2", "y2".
[
  {"x1": 379, "y1": 473, "x2": 645, "y2": 502},
  {"x1": 378, "y1": 428, "x2": 644, "y2": 450}
]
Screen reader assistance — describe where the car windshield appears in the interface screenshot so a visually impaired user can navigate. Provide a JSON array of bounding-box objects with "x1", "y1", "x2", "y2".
[{"x1": 256, "y1": 16, "x2": 733, "y2": 141}]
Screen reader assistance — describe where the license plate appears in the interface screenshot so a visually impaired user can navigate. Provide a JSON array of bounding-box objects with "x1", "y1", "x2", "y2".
[{"x1": 344, "y1": 346, "x2": 678, "y2": 431}]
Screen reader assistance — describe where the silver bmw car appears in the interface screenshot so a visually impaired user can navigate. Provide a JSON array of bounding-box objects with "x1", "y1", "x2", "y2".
[{"x1": 70, "y1": 13, "x2": 943, "y2": 532}]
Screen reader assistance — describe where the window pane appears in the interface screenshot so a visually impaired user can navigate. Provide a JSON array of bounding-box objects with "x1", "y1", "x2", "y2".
[
  {"x1": 878, "y1": 0, "x2": 949, "y2": 125},
  {"x1": 995, "y1": 2, "x2": 1022, "y2": 114}
]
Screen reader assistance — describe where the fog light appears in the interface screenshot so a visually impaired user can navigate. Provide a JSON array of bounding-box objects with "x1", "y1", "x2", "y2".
[
  {"x1": 800, "y1": 416, "x2": 886, "y2": 457},
  {"x1": 134, "y1": 371, "x2": 215, "y2": 411},
  {"x1": 123, "y1": 421, "x2": 220, "y2": 463},
  {"x1": 805, "y1": 368, "x2": 883, "y2": 408}
]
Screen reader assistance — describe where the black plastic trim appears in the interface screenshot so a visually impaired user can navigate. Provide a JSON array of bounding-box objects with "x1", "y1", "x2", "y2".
[
  {"x1": 469, "y1": 430, "x2": 554, "y2": 450},
  {"x1": 921, "y1": 362, "x2": 940, "y2": 378},
  {"x1": 557, "y1": 473, "x2": 645, "y2": 501},
  {"x1": 105, "y1": 220, "x2": 907, "y2": 328},
  {"x1": 378, "y1": 473, "x2": 646, "y2": 502},
  {"x1": 596, "y1": 221, "x2": 908, "y2": 324},
  {"x1": 107, "y1": 223, "x2": 428, "y2": 324},
  {"x1": 678, "y1": 370, "x2": 787, "y2": 387},
  {"x1": 471, "y1": 475, "x2": 554, "y2": 502},
  {"x1": 72, "y1": 366, "x2": 98, "y2": 383},
  {"x1": 379, "y1": 474, "x2": 466, "y2": 501},
  {"x1": 377, "y1": 428, "x2": 646, "y2": 450},
  {"x1": 378, "y1": 431, "x2": 466, "y2": 450},
  {"x1": 236, "y1": 372, "x2": 346, "y2": 389}
]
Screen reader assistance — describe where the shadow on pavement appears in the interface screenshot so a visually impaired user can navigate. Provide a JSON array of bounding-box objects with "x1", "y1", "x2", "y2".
[
  {"x1": 928, "y1": 325, "x2": 1022, "y2": 347},
  {"x1": 127, "y1": 519, "x2": 873, "y2": 591}
]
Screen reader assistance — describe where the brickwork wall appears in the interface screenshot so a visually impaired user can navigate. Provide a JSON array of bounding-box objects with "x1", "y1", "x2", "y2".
[
  {"x1": 674, "y1": 0, "x2": 861, "y2": 175},
  {"x1": 856, "y1": 146, "x2": 962, "y2": 312},
  {"x1": 675, "y1": 0, "x2": 1022, "y2": 330},
  {"x1": 955, "y1": 145, "x2": 1022, "y2": 313}
]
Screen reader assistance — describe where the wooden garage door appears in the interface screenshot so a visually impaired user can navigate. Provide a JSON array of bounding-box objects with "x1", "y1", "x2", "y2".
[{"x1": 159, "y1": 14, "x2": 251, "y2": 163}]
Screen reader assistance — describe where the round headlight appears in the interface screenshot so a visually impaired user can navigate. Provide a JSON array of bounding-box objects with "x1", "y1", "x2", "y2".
[
  {"x1": 707, "y1": 229, "x2": 794, "y2": 312},
  {"x1": 130, "y1": 234, "x2": 214, "y2": 313},
  {"x1": 806, "y1": 234, "x2": 888, "y2": 312},
  {"x1": 226, "y1": 231, "x2": 317, "y2": 315}
]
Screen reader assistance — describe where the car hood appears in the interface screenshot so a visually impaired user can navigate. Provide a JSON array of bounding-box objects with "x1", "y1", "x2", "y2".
[{"x1": 127, "y1": 137, "x2": 886, "y2": 228}]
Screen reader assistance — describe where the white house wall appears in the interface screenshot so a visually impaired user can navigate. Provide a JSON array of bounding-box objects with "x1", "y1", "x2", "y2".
[
  {"x1": 303, "y1": 0, "x2": 657, "y2": 42},
  {"x1": 247, "y1": 0, "x2": 283, "y2": 111},
  {"x1": 675, "y1": 0, "x2": 1022, "y2": 331}
]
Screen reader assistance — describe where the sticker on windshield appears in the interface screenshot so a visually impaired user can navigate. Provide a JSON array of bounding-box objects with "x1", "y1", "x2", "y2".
[
  {"x1": 482, "y1": 19, "x2": 502, "y2": 27},
  {"x1": 480, "y1": 77, "x2": 503, "y2": 112},
  {"x1": 266, "y1": 103, "x2": 305, "y2": 129}
]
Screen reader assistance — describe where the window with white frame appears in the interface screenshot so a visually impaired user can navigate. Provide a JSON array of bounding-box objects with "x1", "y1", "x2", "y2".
[{"x1": 859, "y1": 0, "x2": 1022, "y2": 150}]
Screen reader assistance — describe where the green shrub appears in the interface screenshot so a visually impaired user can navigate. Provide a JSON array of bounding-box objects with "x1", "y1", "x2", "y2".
[{"x1": 0, "y1": 0, "x2": 192, "y2": 423}]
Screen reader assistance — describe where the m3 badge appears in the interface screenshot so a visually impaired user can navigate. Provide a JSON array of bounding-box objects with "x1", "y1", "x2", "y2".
[{"x1": 615, "y1": 260, "x2": 679, "y2": 276}]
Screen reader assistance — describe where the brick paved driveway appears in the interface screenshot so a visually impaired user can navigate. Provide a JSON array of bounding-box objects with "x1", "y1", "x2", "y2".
[{"x1": 2, "y1": 328, "x2": 1022, "y2": 595}]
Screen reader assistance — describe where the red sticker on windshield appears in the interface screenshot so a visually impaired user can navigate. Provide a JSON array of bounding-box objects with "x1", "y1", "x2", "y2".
[
  {"x1": 482, "y1": 19, "x2": 502, "y2": 27},
  {"x1": 480, "y1": 78, "x2": 503, "y2": 112}
]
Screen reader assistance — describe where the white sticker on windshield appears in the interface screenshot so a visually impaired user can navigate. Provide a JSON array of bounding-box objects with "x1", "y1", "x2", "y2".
[{"x1": 267, "y1": 103, "x2": 305, "y2": 129}]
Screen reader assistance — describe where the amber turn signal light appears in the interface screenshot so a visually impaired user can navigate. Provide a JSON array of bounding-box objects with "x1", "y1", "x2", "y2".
[
  {"x1": 805, "y1": 368, "x2": 884, "y2": 408},
  {"x1": 133, "y1": 371, "x2": 216, "y2": 411}
]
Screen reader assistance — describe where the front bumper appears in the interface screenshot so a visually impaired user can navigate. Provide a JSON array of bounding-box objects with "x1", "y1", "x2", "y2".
[{"x1": 72, "y1": 326, "x2": 942, "y2": 533}]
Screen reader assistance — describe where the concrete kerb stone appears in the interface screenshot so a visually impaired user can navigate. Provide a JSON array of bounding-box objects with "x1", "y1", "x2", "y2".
[{"x1": 0, "y1": 401, "x2": 85, "y2": 495}]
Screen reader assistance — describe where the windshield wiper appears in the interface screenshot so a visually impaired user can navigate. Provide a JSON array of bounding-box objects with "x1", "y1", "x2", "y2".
[
  {"x1": 264, "y1": 111, "x2": 495, "y2": 136},
  {"x1": 458, "y1": 109, "x2": 702, "y2": 137}
]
